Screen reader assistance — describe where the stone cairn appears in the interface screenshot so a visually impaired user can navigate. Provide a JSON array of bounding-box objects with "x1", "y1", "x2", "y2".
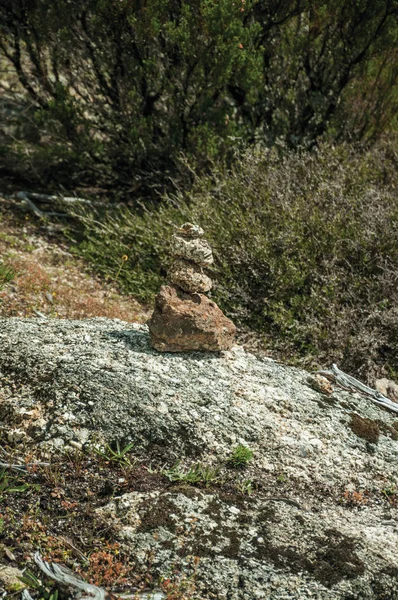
[{"x1": 148, "y1": 223, "x2": 236, "y2": 352}]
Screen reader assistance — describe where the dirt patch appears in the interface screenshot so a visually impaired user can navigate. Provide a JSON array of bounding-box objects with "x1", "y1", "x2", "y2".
[
  {"x1": 0, "y1": 449, "x2": 169, "y2": 592},
  {"x1": 349, "y1": 413, "x2": 380, "y2": 443},
  {"x1": 137, "y1": 495, "x2": 183, "y2": 534},
  {"x1": 0, "y1": 199, "x2": 151, "y2": 322}
]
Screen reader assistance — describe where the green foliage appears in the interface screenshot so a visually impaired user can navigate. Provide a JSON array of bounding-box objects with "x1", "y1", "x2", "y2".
[
  {"x1": 237, "y1": 479, "x2": 254, "y2": 495},
  {"x1": 0, "y1": 0, "x2": 396, "y2": 193},
  {"x1": 0, "y1": 468, "x2": 35, "y2": 500},
  {"x1": 163, "y1": 461, "x2": 220, "y2": 487},
  {"x1": 381, "y1": 483, "x2": 397, "y2": 499},
  {"x1": 19, "y1": 571, "x2": 59, "y2": 600},
  {"x1": 0, "y1": 262, "x2": 15, "y2": 290},
  {"x1": 93, "y1": 441, "x2": 135, "y2": 467},
  {"x1": 71, "y1": 139, "x2": 398, "y2": 381},
  {"x1": 228, "y1": 445, "x2": 254, "y2": 468}
]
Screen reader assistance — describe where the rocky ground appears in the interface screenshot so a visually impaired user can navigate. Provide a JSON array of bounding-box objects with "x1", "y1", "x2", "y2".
[{"x1": 0, "y1": 317, "x2": 397, "y2": 599}]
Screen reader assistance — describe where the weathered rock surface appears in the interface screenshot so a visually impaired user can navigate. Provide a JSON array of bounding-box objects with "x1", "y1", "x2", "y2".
[
  {"x1": 175, "y1": 223, "x2": 204, "y2": 238},
  {"x1": 148, "y1": 285, "x2": 236, "y2": 351},
  {"x1": 1, "y1": 317, "x2": 398, "y2": 599},
  {"x1": 0, "y1": 565, "x2": 25, "y2": 592},
  {"x1": 168, "y1": 258, "x2": 212, "y2": 293}
]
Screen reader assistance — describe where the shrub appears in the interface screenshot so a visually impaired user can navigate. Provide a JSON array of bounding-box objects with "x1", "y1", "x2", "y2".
[
  {"x1": 228, "y1": 445, "x2": 254, "y2": 468},
  {"x1": 71, "y1": 138, "x2": 398, "y2": 381},
  {"x1": 0, "y1": 1, "x2": 397, "y2": 194}
]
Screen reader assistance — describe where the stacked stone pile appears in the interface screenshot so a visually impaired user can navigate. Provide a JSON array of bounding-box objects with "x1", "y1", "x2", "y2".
[
  {"x1": 148, "y1": 223, "x2": 236, "y2": 352},
  {"x1": 168, "y1": 223, "x2": 213, "y2": 293}
]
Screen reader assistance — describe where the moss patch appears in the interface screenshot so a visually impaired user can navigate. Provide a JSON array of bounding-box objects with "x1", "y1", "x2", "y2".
[
  {"x1": 137, "y1": 495, "x2": 182, "y2": 534},
  {"x1": 376, "y1": 420, "x2": 398, "y2": 441},
  {"x1": 252, "y1": 528, "x2": 364, "y2": 587}
]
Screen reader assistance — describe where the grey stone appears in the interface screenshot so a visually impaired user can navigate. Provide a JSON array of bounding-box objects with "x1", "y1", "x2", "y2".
[
  {"x1": 0, "y1": 565, "x2": 26, "y2": 591},
  {"x1": 171, "y1": 234, "x2": 213, "y2": 266},
  {"x1": 168, "y1": 258, "x2": 212, "y2": 293},
  {"x1": 175, "y1": 222, "x2": 204, "y2": 239}
]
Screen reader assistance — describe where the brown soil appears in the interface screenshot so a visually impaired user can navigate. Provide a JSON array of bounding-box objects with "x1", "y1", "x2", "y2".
[{"x1": 0, "y1": 196, "x2": 151, "y2": 322}]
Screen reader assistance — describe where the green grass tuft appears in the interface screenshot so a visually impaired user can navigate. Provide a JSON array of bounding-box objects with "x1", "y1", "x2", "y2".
[{"x1": 228, "y1": 445, "x2": 254, "y2": 468}]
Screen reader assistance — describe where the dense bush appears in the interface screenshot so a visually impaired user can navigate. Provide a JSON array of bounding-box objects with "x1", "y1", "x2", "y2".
[
  {"x1": 0, "y1": 0, "x2": 397, "y2": 195},
  {"x1": 71, "y1": 139, "x2": 398, "y2": 381}
]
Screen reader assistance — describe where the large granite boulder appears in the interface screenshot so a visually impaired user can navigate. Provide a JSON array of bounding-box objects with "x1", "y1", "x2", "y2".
[{"x1": 1, "y1": 317, "x2": 398, "y2": 599}]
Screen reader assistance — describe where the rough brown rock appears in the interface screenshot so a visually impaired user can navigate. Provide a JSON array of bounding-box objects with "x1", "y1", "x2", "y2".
[
  {"x1": 307, "y1": 374, "x2": 334, "y2": 395},
  {"x1": 148, "y1": 285, "x2": 236, "y2": 352},
  {"x1": 168, "y1": 258, "x2": 212, "y2": 293}
]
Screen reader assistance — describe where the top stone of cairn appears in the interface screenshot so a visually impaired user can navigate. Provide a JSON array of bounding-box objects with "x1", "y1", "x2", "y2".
[{"x1": 176, "y1": 223, "x2": 204, "y2": 238}]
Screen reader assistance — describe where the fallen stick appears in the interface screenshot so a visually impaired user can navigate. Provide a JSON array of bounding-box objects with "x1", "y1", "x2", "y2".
[
  {"x1": 318, "y1": 364, "x2": 398, "y2": 414},
  {"x1": 0, "y1": 460, "x2": 49, "y2": 472},
  {"x1": 16, "y1": 191, "x2": 93, "y2": 206},
  {"x1": 32, "y1": 309, "x2": 48, "y2": 319},
  {"x1": 265, "y1": 496, "x2": 303, "y2": 510},
  {"x1": 16, "y1": 192, "x2": 68, "y2": 219},
  {"x1": 18, "y1": 194, "x2": 47, "y2": 219},
  {"x1": 31, "y1": 552, "x2": 111, "y2": 599}
]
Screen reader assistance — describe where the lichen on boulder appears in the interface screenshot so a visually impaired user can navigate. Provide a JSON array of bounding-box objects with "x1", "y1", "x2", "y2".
[{"x1": 1, "y1": 316, "x2": 398, "y2": 599}]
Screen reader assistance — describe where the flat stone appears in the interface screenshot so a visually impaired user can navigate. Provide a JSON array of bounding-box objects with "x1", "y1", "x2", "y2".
[
  {"x1": 168, "y1": 258, "x2": 212, "y2": 293},
  {"x1": 148, "y1": 285, "x2": 236, "y2": 352},
  {"x1": 171, "y1": 235, "x2": 213, "y2": 266}
]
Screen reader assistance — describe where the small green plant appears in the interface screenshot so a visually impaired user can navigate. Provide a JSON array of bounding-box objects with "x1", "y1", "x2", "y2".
[
  {"x1": 0, "y1": 468, "x2": 35, "y2": 500},
  {"x1": 237, "y1": 479, "x2": 254, "y2": 495},
  {"x1": 0, "y1": 263, "x2": 15, "y2": 290},
  {"x1": 19, "y1": 571, "x2": 59, "y2": 600},
  {"x1": 381, "y1": 483, "x2": 397, "y2": 499},
  {"x1": 163, "y1": 461, "x2": 220, "y2": 487},
  {"x1": 228, "y1": 445, "x2": 254, "y2": 468},
  {"x1": 277, "y1": 473, "x2": 287, "y2": 484},
  {"x1": 93, "y1": 441, "x2": 135, "y2": 467}
]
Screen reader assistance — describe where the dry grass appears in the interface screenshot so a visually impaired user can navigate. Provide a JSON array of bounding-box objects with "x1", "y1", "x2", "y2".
[{"x1": 0, "y1": 199, "x2": 151, "y2": 323}]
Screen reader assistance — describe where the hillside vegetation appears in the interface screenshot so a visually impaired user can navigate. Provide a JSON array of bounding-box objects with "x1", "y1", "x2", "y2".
[
  {"x1": 0, "y1": 1, "x2": 397, "y2": 381},
  {"x1": 71, "y1": 140, "x2": 398, "y2": 382},
  {"x1": 0, "y1": 0, "x2": 397, "y2": 194}
]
